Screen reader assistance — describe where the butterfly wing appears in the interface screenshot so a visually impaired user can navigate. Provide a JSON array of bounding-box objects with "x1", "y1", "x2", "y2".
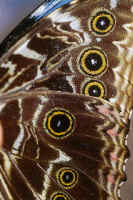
[
  {"x1": 0, "y1": 0, "x2": 132, "y2": 199},
  {"x1": 0, "y1": 91, "x2": 128, "y2": 199},
  {"x1": 28, "y1": 0, "x2": 133, "y2": 122},
  {"x1": 1, "y1": 0, "x2": 133, "y2": 122}
]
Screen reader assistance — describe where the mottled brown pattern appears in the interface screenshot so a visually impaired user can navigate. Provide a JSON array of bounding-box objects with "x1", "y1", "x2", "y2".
[
  {"x1": 1, "y1": 0, "x2": 132, "y2": 120},
  {"x1": 0, "y1": 91, "x2": 128, "y2": 199},
  {"x1": 0, "y1": 0, "x2": 133, "y2": 200}
]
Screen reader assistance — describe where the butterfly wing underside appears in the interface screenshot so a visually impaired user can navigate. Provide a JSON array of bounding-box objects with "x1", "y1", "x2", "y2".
[
  {"x1": 0, "y1": 91, "x2": 129, "y2": 200},
  {"x1": 0, "y1": 0, "x2": 132, "y2": 200}
]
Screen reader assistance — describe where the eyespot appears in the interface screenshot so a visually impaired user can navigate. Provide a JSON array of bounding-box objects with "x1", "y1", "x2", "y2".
[
  {"x1": 44, "y1": 108, "x2": 75, "y2": 139},
  {"x1": 51, "y1": 192, "x2": 71, "y2": 200},
  {"x1": 90, "y1": 10, "x2": 115, "y2": 36},
  {"x1": 79, "y1": 48, "x2": 107, "y2": 76},
  {"x1": 82, "y1": 80, "x2": 105, "y2": 98},
  {"x1": 56, "y1": 167, "x2": 79, "y2": 189}
]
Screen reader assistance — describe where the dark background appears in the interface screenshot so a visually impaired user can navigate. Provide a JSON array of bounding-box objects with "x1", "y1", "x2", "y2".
[{"x1": 0, "y1": 1, "x2": 132, "y2": 199}]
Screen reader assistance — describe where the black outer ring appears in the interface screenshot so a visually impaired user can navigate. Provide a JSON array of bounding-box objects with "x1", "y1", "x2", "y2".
[
  {"x1": 90, "y1": 10, "x2": 115, "y2": 35},
  {"x1": 45, "y1": 109, "x2": 75, "y2": 138}
]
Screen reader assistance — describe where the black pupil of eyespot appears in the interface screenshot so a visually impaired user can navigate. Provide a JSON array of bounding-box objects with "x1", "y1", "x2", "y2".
[
  {"x1": 88, "y1": 85, "x2": 101, "y2": 97},
  {"x1": 85, "y1": 53, "x2": 102, "y2": 71},
  {"x1": 96, "y1": 16, "x2": 110, "y2": 31},
  {"x1": 62, "y1": 172, "x2": 74, "y2": 183},
  {"x1": 51, "y1": 114, "x2": 70, "y2": 133},
  {"x1": 55, "y1": 197, "x2": 65, "y2": 200}
]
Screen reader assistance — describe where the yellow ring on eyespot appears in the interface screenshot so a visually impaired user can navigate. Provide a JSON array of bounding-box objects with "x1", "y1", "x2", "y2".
[
  {"x1": 47, "y1": 111, "x2": 73, "y2": 136},
  {"x1": 44, "y1": 108, "x2": 75, "y2": 139},
  {"x1": 51, "y1": 192, "x2": 70, "y2": 200},
  {"x1": 83, "y1": 81, "x2": 105, "y2": 98},
  {"x1": 90, "y1": 11, "x2": 115, "y2": 35},
  {"x1": 80, "y1": 49, "x2": 107, "y2": 76},
  {"x1": 56, "y1": 167, "x2": 79, "y2": 189}
]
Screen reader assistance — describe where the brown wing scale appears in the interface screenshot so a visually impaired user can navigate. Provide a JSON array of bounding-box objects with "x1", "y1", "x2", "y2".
[
  {"x1": 0, "y1": 0, "x2": 132, "y2": 200},
  {"x1": 0, "y1": 91, "x2": 129, "y2": 199}
]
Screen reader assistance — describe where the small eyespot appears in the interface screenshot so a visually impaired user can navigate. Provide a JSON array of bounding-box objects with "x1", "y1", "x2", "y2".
[
  {"x1": 79, "y1": 48, "x2": 107, "y2": 76},
  {"x1": 90, "y1": 10, "x2": 115, "y2": 36},
  {"x1": 82, "y1": 80, "x2": 105, "y2": 98},
  {"x1": 44, "y1": 108, "x2": 75, "y2": 139},
  {"x1": 56, "y1": 167, "x2": 79, "y2": 189},
  {"x1": 51, "y1": 192, "x2": 71, "y2": 200}
]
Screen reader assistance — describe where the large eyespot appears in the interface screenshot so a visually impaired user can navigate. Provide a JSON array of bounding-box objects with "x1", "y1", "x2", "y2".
[
  {"x1": 82, "y1": 80, "x2": 106, "y2": 98},
  {"x1": 51, "y1": 192, "x2": 71, "y2": 200},
  {"x1": 56, "y1": 167, "x2": 79, "y2": 189},
  {"x1": 90, "y1": 10, "x2": 115, "y2": 36},
  {"x1": 79, "y1": 48, "x2": 107, "y2": 76},
  {"x1": 44, "y1": 108, "x2": 75, "y2": 139}
]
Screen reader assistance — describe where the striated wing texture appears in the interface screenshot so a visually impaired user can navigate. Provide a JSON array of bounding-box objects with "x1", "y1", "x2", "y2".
[
  {"x1": 1, "y1": 0, "x2": 133, "y2": 121},
  {"x1": 0, "y1": 0, "x2": 132, "y2": 199},
  {"x1": 0, "y1": 91, "x2": 129, "y2": 199}
]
